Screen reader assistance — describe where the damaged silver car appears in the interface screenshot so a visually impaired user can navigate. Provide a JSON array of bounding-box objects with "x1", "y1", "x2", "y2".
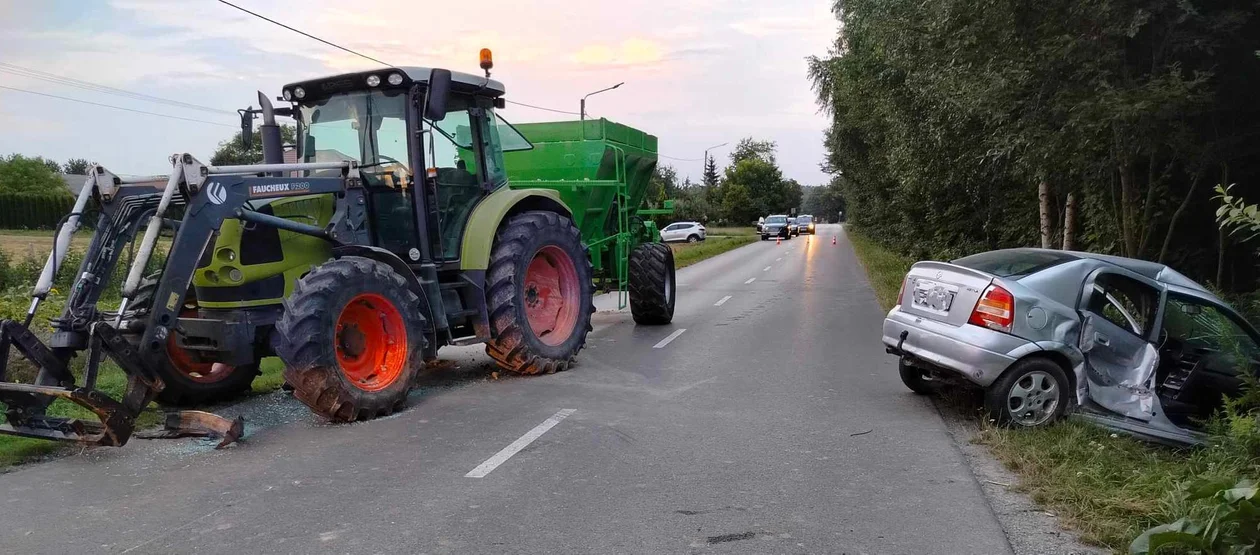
[{"x1": 882, "y1": 248, "x2": 1260, "y2": 445}]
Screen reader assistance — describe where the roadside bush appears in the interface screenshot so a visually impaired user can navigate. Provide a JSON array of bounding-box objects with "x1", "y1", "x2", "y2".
[{"x1": 1130, "y1": 477, "x2": 1259, "y2": 554}]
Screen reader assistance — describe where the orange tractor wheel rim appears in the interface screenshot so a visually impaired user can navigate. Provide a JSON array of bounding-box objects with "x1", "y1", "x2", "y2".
[
  {"x1": 335, "y1": 293, "x2": 409, "y2": 392},
  {"x1": 167, "y1": 309, "x2": 237, "y2": 384},
  {"x1": 523, "y1": 245, "x2": 581, "y2": 347}
]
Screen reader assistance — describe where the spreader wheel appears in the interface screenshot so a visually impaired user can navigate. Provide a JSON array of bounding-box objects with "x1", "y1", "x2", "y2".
[
  {"x1": 275, "y1": 257, "x2": 426, "y2": 422},
  {"x1": 628, "y1": 242, "x2": 676, "y2": 325},
  {"x1": 485, "y1": 211, "x2": 594, "y2": 375}
]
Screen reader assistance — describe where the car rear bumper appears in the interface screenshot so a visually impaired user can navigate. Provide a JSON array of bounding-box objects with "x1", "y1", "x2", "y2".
[{"x1": 882, "y1": 308, "x2": 1032, "y2": 387}]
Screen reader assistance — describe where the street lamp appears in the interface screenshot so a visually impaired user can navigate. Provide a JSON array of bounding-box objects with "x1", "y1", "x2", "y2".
[
  {"x1": 580, "y1": 82, "x2": 624, "y2": 121},
  {"x1": 703, "y1": 142, "x2": 728, "y2": 168}
]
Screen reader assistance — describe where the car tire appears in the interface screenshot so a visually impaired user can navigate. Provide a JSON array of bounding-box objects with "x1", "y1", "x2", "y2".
[
  {"x1": 761, "y1": 235, "x2": 768, "y2": 241},
  {"x1": 898, "y1": 360, "x2": 935, "y2": 395},
  {"x1": 984, "y1": 358, "x2": 1071, "y2": 427},
  {"x1": 686, "y1": 234, "x2": 699, "y2": 243}
]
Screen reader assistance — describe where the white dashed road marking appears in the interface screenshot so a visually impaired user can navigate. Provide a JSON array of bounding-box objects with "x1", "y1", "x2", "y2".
[
  {"x1": 715, "y1": 295, "x2": 732, "y2": 306},
  {"x1": 465, "y1": 409, "x2": 577, "y2": 478},
  {"x1": 653, "y1": 329, "x2": 688, "y2": 349},
  {"x1": 763, "y1": 266, "x2": 771, "y2": 272},
  {"x1": 776, "y1": 258, "x2": 782, "y2": 261},
  {"x1": 744, "y1": 277, "x2": 756, "y2": 284}
]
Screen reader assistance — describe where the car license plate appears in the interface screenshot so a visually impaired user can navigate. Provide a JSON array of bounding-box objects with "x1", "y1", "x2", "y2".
[{"x1": 912, "y1": 279, "x2": 957, "y2": 313}]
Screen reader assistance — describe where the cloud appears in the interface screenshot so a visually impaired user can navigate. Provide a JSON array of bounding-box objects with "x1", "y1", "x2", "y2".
[{"x1": 572, "y1": 38, "x2": 666, "y2": 68}]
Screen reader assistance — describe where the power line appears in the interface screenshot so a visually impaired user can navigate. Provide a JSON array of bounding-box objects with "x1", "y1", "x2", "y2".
[
  {"x1": 504, "y1": 99, "x2": 581, "y2": 115},
  {"x1": 0, "y1": 63, "x2": 234, "y2": 115},
  {"x1": 659, "y1": 154, "x2": 703, "y2": 162},
  {"x1": 216, "y1": 1, "x2": 584, "y2": 117},
  {"x1": 0, "y1": 85, "x2": 235, "y2": 127},
  {"x1": 217, "y1": 0, "x2": 390, "y2": 67}
]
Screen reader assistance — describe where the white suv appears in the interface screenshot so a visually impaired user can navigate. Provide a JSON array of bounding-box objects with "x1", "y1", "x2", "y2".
[{"x1": 660, "y1": 222, "x2": 706, "y2": 243}]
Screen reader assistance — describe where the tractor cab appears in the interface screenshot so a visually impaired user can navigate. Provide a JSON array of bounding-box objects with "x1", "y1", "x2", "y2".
[{"x1": 281, "y1": 66, "x2": 530, "y2": 264}]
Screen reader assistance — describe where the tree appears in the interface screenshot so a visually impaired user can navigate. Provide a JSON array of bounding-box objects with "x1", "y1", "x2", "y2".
[
  {"x1": 63, "y1": 158, "x2": 92, "y2": 175},
  {"x1": 722, "y1": 158, "x2": 783, "y2": 223},
  {"x1": 210, "y1": 125, "x2": 297, "y2": 166},
  {"x1": 808, "y1": 0, "x2": 1260, "y2": 286},
  {"x1": 702, "y1": 156, "x2": 719, "y2": 188},
  {"x1": 0, "y1": 154, "x2": 71, "y2": 195},
  {"x1": 720, "y1": 182, "x2": 757, "y2": 226},
  {"x1": 729, "y1": 138, "x2": 776, "y2": 166}
]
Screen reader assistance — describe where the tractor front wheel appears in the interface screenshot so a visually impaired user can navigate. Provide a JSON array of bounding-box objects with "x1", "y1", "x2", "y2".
[
  {"x1": 275, "y1": 257, "x2": 426, "y2": 422},
  {"x1": 485, "y1": 211, "x2": 594, "y2": 375},
  {"x1": 628, "y1": 242, "x2": 676, "y2": 325},
  {"x1": 131, "y1": 277, "x2": 259, "y2": 406}
]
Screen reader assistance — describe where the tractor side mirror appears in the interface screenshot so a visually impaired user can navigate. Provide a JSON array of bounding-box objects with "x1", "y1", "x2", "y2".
[
  {"x1": 239, "y1": 108, "x2": 255, "y2": 150},
  {"x1": 425, "y1": 69, "x2": 453, "y2": 121}
]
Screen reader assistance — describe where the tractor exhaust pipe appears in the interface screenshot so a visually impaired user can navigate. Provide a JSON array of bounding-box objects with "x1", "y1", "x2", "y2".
[{"x1": 257, "y1": 92, "x2": 283, "y2": 175}]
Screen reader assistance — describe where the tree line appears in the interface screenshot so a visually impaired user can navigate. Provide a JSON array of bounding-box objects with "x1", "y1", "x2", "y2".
[
  {"x1": 809, "y1": 0, "x2": 1260, "y2": 291},
  {"x1": 646, "y1": 138, "x2": 836, "y2": 226}
]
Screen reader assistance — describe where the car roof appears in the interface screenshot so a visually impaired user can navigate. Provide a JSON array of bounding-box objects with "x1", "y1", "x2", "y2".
[{"x1": 955, "y1": 248, "x2": 1213, "y2": 295}]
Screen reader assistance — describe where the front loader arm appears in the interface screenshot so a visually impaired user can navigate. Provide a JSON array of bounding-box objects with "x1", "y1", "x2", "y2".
[
  {"x1": 133, "y1": 157, "x2": 365, "y2": 373},
  {"x1": 0, "y1": 154, "x2": 362, "y2": 447}
]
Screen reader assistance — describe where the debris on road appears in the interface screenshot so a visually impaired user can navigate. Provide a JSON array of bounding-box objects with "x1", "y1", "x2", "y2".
[{"x1": 135, "y1": 411, "x2": 245, "y2": 449}]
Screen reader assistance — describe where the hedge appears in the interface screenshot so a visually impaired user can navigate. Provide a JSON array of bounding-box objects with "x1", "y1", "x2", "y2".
[{"x1": 0, "y1": 193, "x2": 76, "y2": 230}]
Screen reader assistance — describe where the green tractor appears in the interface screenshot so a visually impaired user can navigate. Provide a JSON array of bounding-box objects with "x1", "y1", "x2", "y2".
[{"x1": 0, "y1": 55, "x2": 675, "y2": 446}]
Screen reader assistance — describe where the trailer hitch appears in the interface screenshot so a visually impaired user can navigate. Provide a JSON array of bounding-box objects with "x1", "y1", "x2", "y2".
[{"x1": 0, "y1": 319, "x2": 243, "y2": 448}]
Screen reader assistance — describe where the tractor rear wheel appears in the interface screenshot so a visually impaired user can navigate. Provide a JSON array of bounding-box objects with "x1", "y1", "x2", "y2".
[
  {"x1": 131, "y1": 277, "x2": 258, "y2": 406},
  {"x1": 485, "y1": 211, "x2": 593, "y2": 375},
  {"x1": 275, "y1": 257, "x2": 426, "y2": 422},
  {"x1": 628, "y1": 242, "x2": 676, "y2": 325}
]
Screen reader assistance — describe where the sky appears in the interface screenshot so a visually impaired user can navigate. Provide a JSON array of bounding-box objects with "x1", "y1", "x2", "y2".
[{"x1": 0, "y1": 0, "x2": 837, "y2": 185}]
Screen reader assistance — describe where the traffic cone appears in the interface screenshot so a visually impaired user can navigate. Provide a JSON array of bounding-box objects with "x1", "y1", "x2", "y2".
[
  {"x1": 776, "y1": 236, "x2": 781, "y2": 245},
  {"x1": 832, "y1": 236, "x2": 837, "y2": 245}
]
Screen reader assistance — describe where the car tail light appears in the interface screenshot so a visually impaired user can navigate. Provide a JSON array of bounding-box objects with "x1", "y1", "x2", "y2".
[
  {"x1": 897, "y1": 276, "x2": 908, "y2": 306},
  {"x1": 968, "y1": 284, "x2": 1014, "y2": 333}
]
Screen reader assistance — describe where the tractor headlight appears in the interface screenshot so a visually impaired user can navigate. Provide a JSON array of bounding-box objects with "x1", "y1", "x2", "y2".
[
  {"x1": 366, "y1": 74, "x2": 381, "y2": 87},
  {"x1": 294, "y1": 87, "x2": 306, "y2": 99},
  {"x1": 387, "y1": 73, "x2": 404, "y2": 86},
  {"x1": 282, "y1": 89, "x2": 292, "y2": 101}
]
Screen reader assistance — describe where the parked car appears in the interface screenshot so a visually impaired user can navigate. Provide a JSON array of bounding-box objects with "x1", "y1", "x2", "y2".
[
  {"x1": 797, "y1": 215, "x2": 815, "y2": 235},
  {"x1": 760, "y1": 215, "x2": 791, "y2": 240},
  {"x1": 787, "y1": 218, "x2": 799, "y2": 236},
  {"x1": 882, "y1": 248, "x2": 1260, "y2": 445},
  {"x1": 660, "y1": 221, "x2": 706, "y2": 243}
]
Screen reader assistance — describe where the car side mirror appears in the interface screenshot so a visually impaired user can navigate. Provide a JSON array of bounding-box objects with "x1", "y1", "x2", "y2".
[{"x1": 425, "y1": 69, "x2": 453, "y2": 121}]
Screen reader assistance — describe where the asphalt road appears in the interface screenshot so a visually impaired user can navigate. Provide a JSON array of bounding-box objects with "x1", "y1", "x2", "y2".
[{"x1": 0, "y1": 224, "x2": 1014, "y2": 554}]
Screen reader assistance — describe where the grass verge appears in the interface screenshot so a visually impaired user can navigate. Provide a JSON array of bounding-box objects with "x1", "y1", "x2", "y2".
[
  {"x1": 669, "y1": 235, "x2": 758, "y2": 268},
  {"x1": 844, "y1": 226, "x2": 1260, "y2": 552},
  {"x1": 846, "y1": 229, "x2": 912, "y2": 309},
  {"x1": 704, "y1": 226, "x2": 756, "y2": 237}
]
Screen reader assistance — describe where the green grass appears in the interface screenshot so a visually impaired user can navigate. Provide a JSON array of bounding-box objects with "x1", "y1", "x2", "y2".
[
  {"x1": 669, "y1": 235, "x2": 758, "y2": 268},
  {"x1": 846, "y1": 229, "x2": 913, "y2": 310},
  {"x1": 844, "y1": 227, "x2": 1260, "y2": 553},
  {"x1": 704, "y1": 226, "x2": 756, "y2": 237}
]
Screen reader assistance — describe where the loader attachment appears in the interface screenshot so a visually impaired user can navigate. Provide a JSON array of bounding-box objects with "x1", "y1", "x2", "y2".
[
  {"x1": 0, "y1": 154, "x2": 356, "y2": 450},
  {"x1": 0, "y1": 320, "x2": 159, "y2": 446}
]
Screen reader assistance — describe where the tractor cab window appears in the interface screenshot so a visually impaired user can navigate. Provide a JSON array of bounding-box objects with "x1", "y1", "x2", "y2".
[
  {"x1": 299, "y1": 90, "x2": 416, "y2": 253},
  {"x1": 424, "y1": 97, "x2": 484, "y2": 260},
  {"x1": 422, "y1": 102, "x2": 531, "y2": 260}
]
